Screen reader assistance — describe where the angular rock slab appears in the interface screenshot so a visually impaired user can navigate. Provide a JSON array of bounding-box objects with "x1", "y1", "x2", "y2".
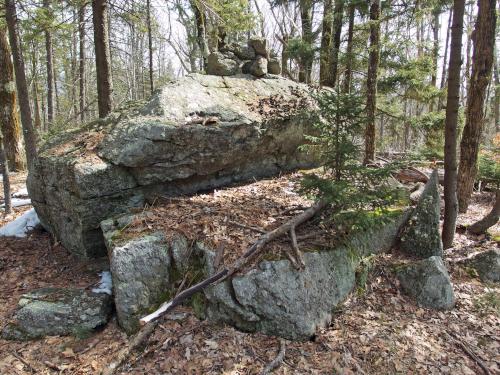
[
  {"x1": 465, "y1": 249, "x2": 500, "y2": 283},
  {"x1": 203, "y1": 211, "x2": 410, "y2": 340},
  {"x1": 397, "y1": 256, "x2": 455, "y2": 310},
  {"x1": 28, "y1": 74, "x2": 317, "y2": 258},
  {"x1": 400, "y1": 170, "x2": 443, "y2": 258},
  {"x1": 2, "y1": 288, "x2": 112, "y2": 340}
]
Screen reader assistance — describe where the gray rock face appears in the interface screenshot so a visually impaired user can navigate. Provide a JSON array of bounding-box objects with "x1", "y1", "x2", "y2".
[
  {"x1": 249, "y1": 56, "x2": 268, "y2": 77},
  {"x1": 28, "y1": 74, "x2": 317, "y2": 258},
  {"x1": 267, "y1": 58, "x2": 282, "y2": 75},
  {"x1": 2, "y1": 288, "x2": 111, "y2": 340},
  {"x1": 465, "y1": 249, "x2": 500, "y2": 282},
  {"x1": 249, "y1": 37, "x2": 268, "y2": 57},
  {"x1": 110, "y1": 233, "x2": 173, "y2": 334},
  {"x1": 397, "y1": 256, "x2": 455, "y2": 310},
  {"x1": 400, "y1": 170, "x2": 443, "y2": 258},
  {"x1": 206, "y1": 52, "x2": 240, "y2": 76}
]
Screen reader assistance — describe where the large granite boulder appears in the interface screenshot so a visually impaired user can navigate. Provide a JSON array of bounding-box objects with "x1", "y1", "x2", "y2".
[
  {"x1": 102, "y1": 209, "x2": 409, "y2": 339},
  {"x1": 2, "y1": 288, "x2": 112, "y2": 340},
  {"x1": 464, "y1": 249, "x2": 500, "y2": 283},
  {"x1": 28, "y1": 74, "x2": 317, "y2": 258},
  {"x1": 397, "y1": 256, "x2": 455, "y2": 310},
  {"x1": 206, "y1": 52, "x2": 240, "y2": 76},
  {"x1": 400, "y1": 170, "x2": 443, "y2": 258}
]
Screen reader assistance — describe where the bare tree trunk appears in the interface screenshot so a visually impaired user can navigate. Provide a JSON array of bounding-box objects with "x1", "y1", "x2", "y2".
[
  {"x1": 329, "y1": 0, "x2": 344, "y2": 87},
  {"x1": 79, "y1": 2, "x2": 86, "y2": 122},
  {"x1": 430, "y1": 7, "x2": 440, "y2": 112},
  {"x1": 442, "y1": 0, "x2": 465, "y2": 249},
  {"x1": 342, "y1": 3, "x2": 355, "y2": 93},
  {"x1": 457, "y1": 0, "x2": 496, "y2": 213},
  {"x1": 92, "y1": 0, "x2": 113, "y2": 118},
  {"x1": 71, "y1": 9, "x2": 78, "y2": 119},
  {"x1": 43, "y1": 0, "x2": 55, "y2": 126},
  {"x1": 191, "y1": 1, "x2": 209, "y2": 71},
  {"x1": 319, "y1": 0, "x2": 333, "y2": 86},
  {"x1": 364, "y1": 0, "x2": 381, "y2": 164},
  {"x1": 0, "y1": 26, "x2": 24, "y2": 171},
  {"x1": 493, "y1": 52, "x2": 499, "y2": 132},
  {"x1": 5, "y1": 2, "x2": 39, "y2": 170},
  {"x1": 31, "y1": 46, "x2": 42, "y2": 131},
  {"x1": 439, "y1": 7, "x2": 453, "y2": 109},
  {"x1": 467, "y1": 190, "x2": 499, "y2": 234},
  {"x1": 146, "y1": 0, "x2": 154, "y2": 95},
  {"x1": 299, "y1": 0, "x2": 313, "y2": 83},
  {"x1": 0, "y1": 130, "x2": 11, "y2": 214}
]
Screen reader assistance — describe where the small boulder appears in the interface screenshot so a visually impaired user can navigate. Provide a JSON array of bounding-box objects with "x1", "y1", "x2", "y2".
[
  {"x1": 249, "y1": 37, "x2": 268, "y2": 57},
  {"x1": 249, "y1": 56, "x2": 268, "y2": 77},
  {"x1": 400, "y1": 170, "x2": 443, "y2": 258},
  {"x1": 222, "y1": 42, "x2": 256, "y2": 60},
  {"x1": 267, "y1": 57, "x2": 282, "y2": 75},
  {"x1": 397, "y1": 256, "x2": 455, "y2": 310},
  {"x1": 207, "y1": 52, "x2": 240, "y2": 76},
  {"x1": 465, "y1": 249, "x2": 499, "y2": 282},
  {"x1": 2, "y1": 288, "x2": 112, "y2": 340}
]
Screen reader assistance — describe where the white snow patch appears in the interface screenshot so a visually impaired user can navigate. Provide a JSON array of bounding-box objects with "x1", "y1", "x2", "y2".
[
  {"x1": 13, "y1": 187, "x2": 29, "y2": 197},
  {"x1": 1, "y1": 198, "x2": 31, "y2": 210},
  {"x1": 0, "y1": 208, "x2": 40, "y2": 237},
  {"x1": 92, "y1": 271, "x2": 113, "y2": 295}
]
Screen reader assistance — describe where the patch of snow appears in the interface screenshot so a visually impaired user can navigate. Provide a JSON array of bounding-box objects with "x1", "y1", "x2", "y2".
[
  {"x1": 0, "y1": 208, "x2": 40, "y2": 237},
  {"x1": 92, "y1": 271, "x2": 113, "y2": 295},
  {"x1": 12, "y1": 187, "x2": 29, "y2": 197},
  {"x1": 1, "y1": 198, "x2": 31, "y2": 210}
]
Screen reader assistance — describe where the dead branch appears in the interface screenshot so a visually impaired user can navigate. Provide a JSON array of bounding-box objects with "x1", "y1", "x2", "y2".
[
  {"x1": 229, "y1": 220, "x2": 266, "y2": 234},
  {"x1": 101, "y1": 321, "x2": 159, "y2": 375},
  {"x1": 289, "y1": 225, "x2": 305, "y2": 269},
  {"x1": 11, "y1": 351, "x2": 37, "y2": 373},
  {"x1": 140, "y1": 199, "x2": 328, "y2": 325},
  {"x1": 260, "y1": 339, "x2": 287, "y2": 375},
  {"x1": 447, "y1": 332, "x2": 491, "y2": 375}
]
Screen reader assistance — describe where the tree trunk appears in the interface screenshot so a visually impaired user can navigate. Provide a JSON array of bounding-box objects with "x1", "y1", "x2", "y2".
[
  {"x1": 191, "y1": 1, "x2": 209, "y2": 71},
  {"x1": 146, "y1": 0, "x2": 154, "y2": 95},
  {"x1": 43, "y1": 0, "x2": 55, "y2": 126},
  {"x1": 364, "y1": 0, "x2": 381, "y2": 164},
  {"x1": 0, "y1": 130, "x2": 11, "y2": 214},
  {"x1": 467, "y1": 190, "x2": 499, "y2": 234},
  {"x1": 31, "y1": 46, "x2": 42, "y2": 131},
  {"x1": 79, "y1": 2, "x2": 86, "y2": 122},
  {"x1": 342, "y1": 3, "x2": 355, "y2": 93},
  {"x1": 4, "y1": 1, "x2": 38, "y2": 170},
  {"x1": 439, "y1": 7, "x2": 453, "y2": 109},
  {"x1": 457, "y1": 0, "x2": 496, "y2": 213},
  {"x1": 92, "y1": 0, "x2": 113, "y2": 118},
  {"x1": 0, "y1": 26, "x2": 24, "y2": 171},
  {"x1": 319, "y1": 0, "x2": 333, "y2": 86},
  {"x1": 429, "y1": 7, "x2": 440, "y2": 112},
  {"x1": 299, "y1": 0, "x2": 313, "y2": 83},
  {"x1": 329, "y1": 0, "x2": 344, "y2": 87},
  {"x1": 442, "y1": 0, "x2": 466, "y2": 249},
  {"x1": 493, "y1": 52, "x2": 499, "y2": 132}
]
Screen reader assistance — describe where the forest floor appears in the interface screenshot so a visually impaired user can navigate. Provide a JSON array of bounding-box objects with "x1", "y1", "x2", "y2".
[{"x1": 0, "y1": 172, "x2": 499, "y2": 375}]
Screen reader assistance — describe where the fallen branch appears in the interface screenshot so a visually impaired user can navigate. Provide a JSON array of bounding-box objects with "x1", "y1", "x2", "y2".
[
  {"x1": 101, "y1": 321, "x2": 159, "y2": 375},
  {"x1": 260, "y1": 339, "x2": 287, "y2": 375},
  {"x1": 140, "y1": 199, "x2": 328, "y2": 325},
  {"x1": 11, "y1": 351, "x2": 37, "y2": 373},
  {"x1": 447, "y1": 331, "x2": 491, "y2": 375},
  {"x1": 229, "y1": 220, "x2": 266, "y2": 234},
  {"x1": 467, "y1": 190, "x2": 499, "y2": 235}
]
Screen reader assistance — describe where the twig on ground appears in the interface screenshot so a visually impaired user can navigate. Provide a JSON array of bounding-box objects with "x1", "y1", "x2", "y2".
[
  {"x1": 229, "y1": 221, "x2": 266, "y2": 234},
  {"x1": 260, "y1": 339, "x2": 287, "y2": 375},
  {"x1": 447, "y1": 331, "x2": 491, "y2": 375},
  {"x1": 11, "y1": 351, "x2": 37, "y2": 373}
]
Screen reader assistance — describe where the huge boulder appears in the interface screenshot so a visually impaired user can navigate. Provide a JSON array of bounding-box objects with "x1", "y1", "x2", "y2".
[
  {"x1": 28, "y1": 74, "x2": 317, "y2": 258},
  {"x1": 2, "y1": 288, "x2": 112, "y2": 340},
  {"x1": 400, "y1": 170, "x2": 443, "y2": 258},
  {"x1": 397, "y1": 256, "x2": 455, "y2": 310}
]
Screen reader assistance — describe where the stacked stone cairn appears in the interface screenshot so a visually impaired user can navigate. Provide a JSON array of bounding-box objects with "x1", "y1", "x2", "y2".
[{"x1": 206, "y1": 37, "x2": 281, "y2": 77}]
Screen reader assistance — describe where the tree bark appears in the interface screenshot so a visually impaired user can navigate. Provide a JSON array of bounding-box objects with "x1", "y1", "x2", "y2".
[
  {"x1": 329, "y1": 0, "x2": 344, "y2": 87},
  {"x1": 0, "y1": 130, "x2": 11, "y2": 214},
  {"x1": 429, "y1": 7, "x2": 440, "y2": 112},
  {"x1": 439, "y1": 7, "x2": 453, "y2": 109},
  {"x1": 299, "y1": 0, "x2": 313, "y2": 83},
  {"x1": 442, "y1": 0, "x2": 466, "y2": 249},
  {"x1": 467, "y1": 190, "x2": 499, "y2": 234},
  {"x1": 79, "y1": 2, "x2": 86, "y2": 123},
  {"x1": 494, "y1": 56, "x2": 499, "y2": 132},
  {"x1": 146, "y1": 0, "x2": 154, "y2": 95},
  {"x1": 191, "y1": 0, "x2": 209, "y2": 71},
  {"x1": 43, "y1": 0, "x2": 55, "y2": 126},
  {"x1": 364, "y1": 0, "x2": 381, "y2": 164},
  {"x1": 5, "y1": 0, "x2": 38, "y2": 170},
  {"x1": 342, "y1": 3, "x2": 355, "y2": 93},
  {"x1": 92, "y1": 0, "x2": 113, "y2": 118},
  {"x1": 319, "y1": 0, "x2": 333, "y2": 86},
  {"x1": 0, "y1": 26, "x2": 24, "y2": 171},
  {"x1": 457, "y1": 0, "x2": 497, "y2": 213}
]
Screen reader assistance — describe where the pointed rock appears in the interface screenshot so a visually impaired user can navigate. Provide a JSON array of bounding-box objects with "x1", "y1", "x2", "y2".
[{"x1": 400, "y1": 169, "x2": 443, "y2": 258}]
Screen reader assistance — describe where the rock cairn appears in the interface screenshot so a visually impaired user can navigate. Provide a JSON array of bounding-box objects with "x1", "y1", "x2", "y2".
[{"x1": 207, "y1": 37, "x2": 282, "y2": 77}]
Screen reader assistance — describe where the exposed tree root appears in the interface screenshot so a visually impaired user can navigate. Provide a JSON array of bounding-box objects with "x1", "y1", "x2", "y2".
[
  {"x1": 467, "y1": 190, "x2": 499, "y2": 234},
  {"x1": 446, "y1": 331, "x2": 491, "y2": 375},
  {"x1": 260, "y1": 339, "x2": 287, "y2": 375}
]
